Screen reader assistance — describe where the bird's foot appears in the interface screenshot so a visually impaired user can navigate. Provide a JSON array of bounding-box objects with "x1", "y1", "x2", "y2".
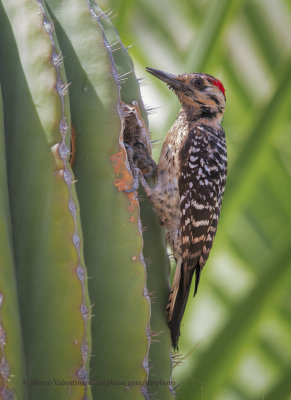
[
  {"x1": 123, "y1": 142, "x2": 140, "y2": 193},
  {"x1": 123, "y1": 166, "x2": 140, "y2": 193},
  {"x1": 123, "y1": 142, "x2": 156, "y2": 195},
  {"x1": 132, "y1": 141, "x2": 157, "y2": 178}
]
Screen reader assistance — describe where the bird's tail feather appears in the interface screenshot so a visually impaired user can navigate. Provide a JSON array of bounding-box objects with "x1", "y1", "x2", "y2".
[
  {"x1": 166, "y1": 259, "x2": 182, "y2": 323},
  {"x1": 167, "y1": 262, "x2": 200, "y2": 349}
]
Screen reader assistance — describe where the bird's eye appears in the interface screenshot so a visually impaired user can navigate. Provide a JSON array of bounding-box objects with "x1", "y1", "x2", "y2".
[{"x1": 195, "y1": 78, "x2": 203, "y2": 86}]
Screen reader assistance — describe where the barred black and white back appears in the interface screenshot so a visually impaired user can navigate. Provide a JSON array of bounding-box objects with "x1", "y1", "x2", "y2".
[{"x1": 167, "y1": 124, "x2": 227, "y2": 348}]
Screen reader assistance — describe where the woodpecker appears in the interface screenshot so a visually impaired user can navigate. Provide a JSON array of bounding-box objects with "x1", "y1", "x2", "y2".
[{"x1": 140, "y1": 67, "x2": 227, "y2": 349}]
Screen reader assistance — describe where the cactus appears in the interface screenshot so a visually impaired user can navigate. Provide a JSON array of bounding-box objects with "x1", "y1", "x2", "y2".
[
  {"x1": 0, "y1": 1, "x2": 174, "y2": 399},
  {"x1": 0, "y1": 85, "x2": 27, "y2": 400}
]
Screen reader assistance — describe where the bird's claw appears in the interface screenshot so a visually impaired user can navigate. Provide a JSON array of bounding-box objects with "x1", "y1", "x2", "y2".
[{"x1": 123, "y1": 167, "x2": 140, "y2": 193}]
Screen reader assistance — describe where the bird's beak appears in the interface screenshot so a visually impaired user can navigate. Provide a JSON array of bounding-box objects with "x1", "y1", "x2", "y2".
[{"x1": 146, "y1": 67, "x2": 184, "y2": 90}]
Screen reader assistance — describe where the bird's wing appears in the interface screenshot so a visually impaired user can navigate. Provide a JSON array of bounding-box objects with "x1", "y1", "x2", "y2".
[
  {"x1": 178, "y1": 125, "x2": 227, "y2": 294},
  {"x1": 168, "y1": 125, "x2": 227, "y2": 348}
]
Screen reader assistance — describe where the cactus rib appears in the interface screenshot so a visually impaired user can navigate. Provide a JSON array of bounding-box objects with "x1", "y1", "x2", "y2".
[
  {"x1": 0, "y1": 84, "x2": 26, "y2": 400},
  {"x1": 0, "y1": 1, "x2": 92, "y2": 398},
  {"x1": 45, "y1": 1, "x2": 151, "y2": 398},
  {"x1": 88, "y1": 4, "x2": 151, "y2": 398},
  {"x1": 37, "y1": 1, "x2": 91, "y2": 392}
]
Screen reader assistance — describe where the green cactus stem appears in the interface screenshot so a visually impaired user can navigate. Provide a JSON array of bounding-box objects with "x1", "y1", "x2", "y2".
[
  {"x1": 0, "y1": 1, "x2": 92, "y2": 398},
  {"x1": 0, "y1": 86, "x2": 27, "y2": 400},
  {"x1": 45, "y1": 1, "x2": 151, "y2": 398},
  {"x1": 140, "y1": 190, "x2": 176, "y2": 400}
]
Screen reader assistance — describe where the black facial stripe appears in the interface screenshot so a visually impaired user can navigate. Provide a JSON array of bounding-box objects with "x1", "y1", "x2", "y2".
[
  {"x1": 199, "y1": 106, "x2": 216, "y2": 119},
  {"x1": 197, "y1": 84, "x2": 208, "y2": 91},
  {"x1": 190, "y1": 82, "x2": 207, "y2": 91},
  {"x1": 209, "y1": 95, "x2": 220, "y2": 105}
]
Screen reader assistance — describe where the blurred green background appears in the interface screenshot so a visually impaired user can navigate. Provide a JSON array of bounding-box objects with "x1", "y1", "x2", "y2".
[{"x1": 99, "y1": 0, "x2": 291, "y2": 399}]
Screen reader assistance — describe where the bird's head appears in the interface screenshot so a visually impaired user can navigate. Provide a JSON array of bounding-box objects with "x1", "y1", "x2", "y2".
[{"x1": 146, "y1": 67, "x2": 226, "y2": 122}]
